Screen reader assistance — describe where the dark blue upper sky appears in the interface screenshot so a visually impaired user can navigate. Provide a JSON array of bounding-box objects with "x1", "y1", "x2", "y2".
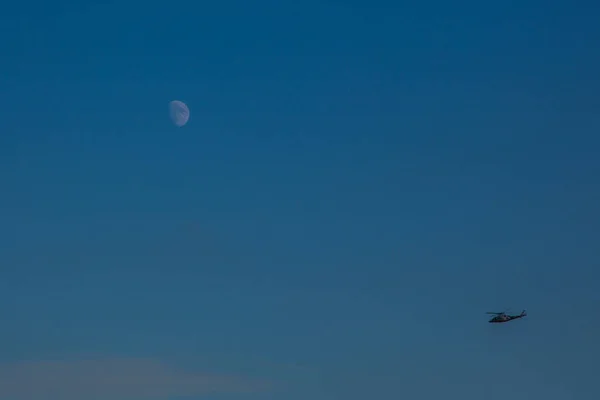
[{"x1": 1, "y1": 1, "x2": 599, "y2": 399}]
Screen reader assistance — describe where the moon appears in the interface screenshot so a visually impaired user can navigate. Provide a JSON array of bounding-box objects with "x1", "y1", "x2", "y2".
[{"x1": 169, "y1": 100, "x2": 190, "y2": 127}]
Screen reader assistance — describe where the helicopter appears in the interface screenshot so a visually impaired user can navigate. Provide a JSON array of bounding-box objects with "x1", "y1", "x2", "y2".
[{"x1": 487, "y1": 310, "x2": 527, "y2": 323}]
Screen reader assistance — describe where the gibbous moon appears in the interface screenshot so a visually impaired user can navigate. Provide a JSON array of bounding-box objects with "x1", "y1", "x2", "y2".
[{"x1": 169, "y1": 100, "x2": 190, "y2": 127}]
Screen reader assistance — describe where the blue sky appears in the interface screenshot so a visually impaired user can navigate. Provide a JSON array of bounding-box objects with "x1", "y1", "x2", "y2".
[{"x1": 1, "y1": 1, "x2": 599, "y2": 399}]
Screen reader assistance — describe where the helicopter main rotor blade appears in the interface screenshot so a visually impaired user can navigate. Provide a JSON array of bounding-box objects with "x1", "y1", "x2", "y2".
[{"x1": 486, "y1": 312, "x2": 503, "y2": 314}]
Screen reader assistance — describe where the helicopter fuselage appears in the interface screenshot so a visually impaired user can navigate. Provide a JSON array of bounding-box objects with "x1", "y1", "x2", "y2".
[{"x1": 488, "y1": 311, "x2": 526, "y2": 323}]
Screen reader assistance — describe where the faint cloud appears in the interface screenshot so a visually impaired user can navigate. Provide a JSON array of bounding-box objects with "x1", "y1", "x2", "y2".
[{"x1": 0, "y1": 358, "x2": 271, "y2": 400}]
